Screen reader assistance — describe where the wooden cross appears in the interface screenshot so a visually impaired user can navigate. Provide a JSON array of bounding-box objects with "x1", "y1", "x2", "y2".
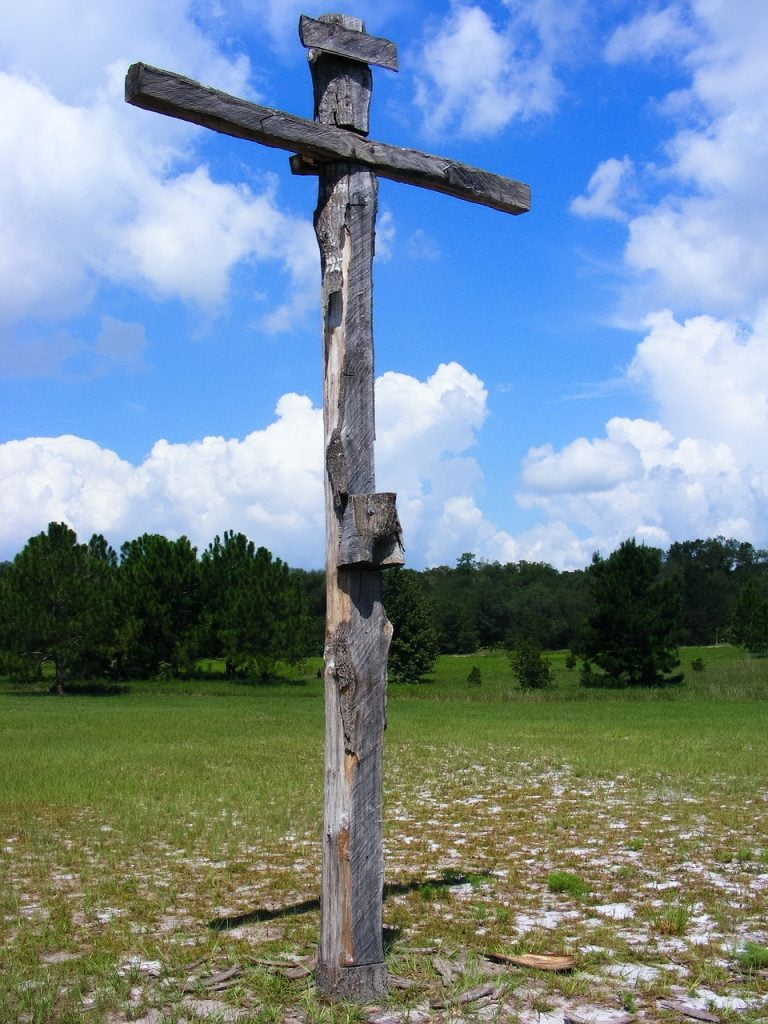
[{"x1": 126, "y1": 13, "x2": 530, "y2": 1003}]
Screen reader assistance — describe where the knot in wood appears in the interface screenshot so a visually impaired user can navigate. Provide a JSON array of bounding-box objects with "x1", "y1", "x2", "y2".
[
  {"x1": 338, "y1": 492, "x2": 404, "y2": 570},
  {"x1": 327, "y1": 620, "x2": 357, "y2": 750}
]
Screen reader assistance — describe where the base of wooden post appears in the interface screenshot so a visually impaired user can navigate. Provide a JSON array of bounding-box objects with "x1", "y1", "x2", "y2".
[{"x1": 316, "y1": 960, "x2": 389, "y2": 1002}]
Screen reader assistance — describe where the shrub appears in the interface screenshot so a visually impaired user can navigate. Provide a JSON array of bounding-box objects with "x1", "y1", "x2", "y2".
[
  {"x1": 510, "y1": 637, "x2": 553, "y2": 690},
  {"x1": 652, "y1": 903, "x2": 690, "y2": 936},
  {"x1": 737, "y1": 942, "x2": 768, "y2": 970},
  {"x1": 546, "y1": 871, "x2": 589, "y2": 897}
]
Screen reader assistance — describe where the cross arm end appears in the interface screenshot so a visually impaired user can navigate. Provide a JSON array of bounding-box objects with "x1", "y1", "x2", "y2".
[{"x1": 299, "y1": 14, "x2": 398, "y2": 72}]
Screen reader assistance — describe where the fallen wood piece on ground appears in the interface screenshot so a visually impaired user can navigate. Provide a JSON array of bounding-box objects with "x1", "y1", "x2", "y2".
[
  {"x1": 564, "y1": 1011, "x2": 636, "y2": 1024},
  {"x1": 388, "y1": 974, "x2": 417, "y2": 989},
  {"x1": 182, "y1": 964, "x2": 242, "y2": 993},
  {"x1": 283, "y1": 964, "x2": 313, "y2": 980},
  {"x1": 430, "y1": 983, "x2": 500, "y2": 1009},
  {"x1": 485, "y1": 951, "x2": 577, "y2": 971},
  {"x1": 433, "y1": 956, "x2": 461, "y2": 986},
  {"x1": 657, "y1": 999, "x2": 721, "y2": 1022}
]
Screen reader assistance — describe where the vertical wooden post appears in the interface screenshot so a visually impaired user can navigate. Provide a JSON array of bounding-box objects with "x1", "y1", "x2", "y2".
[
  {"x1": 126, "y1": 13, "x2": 527, "y2": 1006},
  {"x1": 312, "y1": 15, "x2": 392, "y2": 1002}
]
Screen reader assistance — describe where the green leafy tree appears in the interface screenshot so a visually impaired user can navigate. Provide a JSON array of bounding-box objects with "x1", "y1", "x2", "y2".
[
  {"x1": 291, "y1": 567, "x2": 326, "y2": 655},
  {"x1": 382, "y1": 567, "x2": 439, "y2": 683},
  {"x1": 0, "y1": 523, "x2": 117, "y2": 688},
  {"x1": 665, "y1": 537, "x2": 763, "y2": 645},
  {"x1": 422, "y1": 557, "x2": 479, "y2": 653},
  {"x1": 730, "y1": 578, "x2": 768, "y2": 654},
  {"x1": 425, "y1": 556, "x2": 591, "y2": 654},
  {"x1": 577, "y1": 538, "x2": 684, "y2": 687},
  {"x1": 199, "y1": 532, "x2": 310, "y2": 681},
  {"x1": 509, "y1": 636, "x2": 553, "y2": 689},
  {"x1": 115, "y1": 534, "x2": 201, "y2": 678}
]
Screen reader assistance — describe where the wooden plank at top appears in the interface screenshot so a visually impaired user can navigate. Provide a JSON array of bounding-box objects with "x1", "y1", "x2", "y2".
[
  {"x1": 299, "y1": 14, "x2": 398, "y2": 72},
  {"x1": 125, "y1": 63, "x2": 531, "y2": 216}
]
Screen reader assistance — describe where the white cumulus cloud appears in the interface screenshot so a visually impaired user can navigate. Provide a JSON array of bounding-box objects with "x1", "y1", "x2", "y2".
[
  {"x1": 0, "y1": 362, "x2": 499, "y2": 567},
  {"x1": 629, "y1": 309, "x2": 768, "y2": 465},
  {"x1": 376, "y1": 362, "x2": 489, "y2": 563},
  {"x1": 414, "y1": 0, "x2": 584, "y2": 137},
  {"x1": 604, "y1": 4, "x2": 697, "y2": 64},
  {"x1": 579, "y1": 0, "x2": 768, "y2": 318},
  {"x1": 516, "y1": 307, "x2": 768, "y2": 560},
  {"x1": 0, "y1": 0, "x2": 316, "y2": 380},
  {"x1": 570, "y1": 156, "x2": 633, "y2": 222},
  {"x1": 522, "y1": 433, "x2": 643, "y2": 493}
]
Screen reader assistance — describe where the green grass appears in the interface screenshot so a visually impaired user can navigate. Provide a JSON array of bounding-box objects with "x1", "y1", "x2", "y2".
[
  {"x1": 546, "y1": 871, "x2": 590, "y2": 897},
  {"x1": 738, "y1": 942, "x2": 768, "y2": 970},
  {"x1": 1, "y1": 645, "x2": 767, "y2": 1022},
  {"x1": 395, "y1": 643, "x2": 767, "y2": 701},
  {"x1": 1, "y1": 689, "x2": 325, "y2": 832},
  {"x1": 650, "y1": 902, "x2": 692, "y2": 936}
]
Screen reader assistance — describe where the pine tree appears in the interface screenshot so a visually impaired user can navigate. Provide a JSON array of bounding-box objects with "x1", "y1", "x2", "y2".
[
  {"x1": 381, "y1": 568, "x2": 439, "y2": 683},
  {"x1": 509, "y1": 636, "x2": 553, "y2": 689},
  {"x1": 115, "y1": 534, "x2": 201, "y2": 678},
  {"x1": 199, "y1": 531, "x2": 310, "y2": 681},
  {"x1": 731, "y1": 578, "x2": 768, "y2": 654},
  {"x1": 0, "y1": 523, "x2": 117, "y2": 688},
  {"x1": 577, "y1": 538, "x2": 683, "y2": 687}
]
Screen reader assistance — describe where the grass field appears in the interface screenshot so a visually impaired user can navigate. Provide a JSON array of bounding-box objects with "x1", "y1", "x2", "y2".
[{"x1": 1, "y1": 648, "x2": 767, "y2": 1023}]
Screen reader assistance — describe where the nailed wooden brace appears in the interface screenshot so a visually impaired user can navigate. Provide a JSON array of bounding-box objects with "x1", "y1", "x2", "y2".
[
  {"x1": 338, "y1": 493, "x2": 404, "y2": 570},
  {"x1": 298, "y1": 14, "x2": 399, "y2": 71}
]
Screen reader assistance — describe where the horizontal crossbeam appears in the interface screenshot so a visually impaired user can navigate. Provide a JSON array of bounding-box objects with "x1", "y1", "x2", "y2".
[
  {"x1": 125, "y1": 63, "x2": 531, "y2": 215},
  {"x1": 299, "y1": 14, "x2": 398, "y2": 71}
]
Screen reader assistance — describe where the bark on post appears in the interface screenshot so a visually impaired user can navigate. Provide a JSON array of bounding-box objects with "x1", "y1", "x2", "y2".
[{"x1": 311, "y1": 14, "x2": 393, "y2": 1002}]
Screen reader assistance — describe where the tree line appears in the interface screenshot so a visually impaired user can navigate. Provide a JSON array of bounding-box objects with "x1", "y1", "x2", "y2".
[
  {"x1": 0, "y1": 523, "x2": 314, "y2": 688},
  {"x1": 385, "y1": 536, "x2": 768, "y2": 688},
  {"x1": 1, "y1": 525, "x2": 767, "y2": 689},
  {"x1": 417, "y1": 537, "x2": 768, "y2": 654}
]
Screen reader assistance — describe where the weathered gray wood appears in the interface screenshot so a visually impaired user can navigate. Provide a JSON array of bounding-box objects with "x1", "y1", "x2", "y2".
[
  {"x1": 299, "y1": 14, "x2": 399, "y2": 71},
  {"x1": 338, "y1": 493, "x2": 404, "y2": 570},
  {"x1": 124, "y1": 10, "x2": 531, "y2": 1006},
  {"x1": 312, "y1": 21, "x2": 392, "y2": 999},
  {"x1": 309, "y1": 15, "x2": 373, "y2": 135},
  {"x1": 125, "y1": 63, "x2": 531, "y2": 214}
]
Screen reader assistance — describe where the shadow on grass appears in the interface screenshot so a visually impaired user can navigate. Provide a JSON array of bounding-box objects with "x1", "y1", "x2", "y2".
[
  {"x1": 235, "y1": 676, "x2": 309, "y2": 688},
  {"x1": 208, "y1": 869, "x2": 494, "y2": 932},
  {"x1": 0, "y1": 682, "x2": 132, "y2": 697},
  {"x1": 62, "y1": 682, "x2": 133, "y2": 696}
]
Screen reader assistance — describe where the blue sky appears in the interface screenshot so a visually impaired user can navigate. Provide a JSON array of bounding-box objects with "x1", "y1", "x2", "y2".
[{"x1": 2, "y1": 0, "x2": 767, "y2": 569}]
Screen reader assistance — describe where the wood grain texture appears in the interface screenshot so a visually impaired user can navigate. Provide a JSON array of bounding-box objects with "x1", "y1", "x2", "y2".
[
  {"x1": 316, "y1": 159, "x2": 392, "y2": 999},
  {"x1": 338, "y1": 493, "x2": 404, "y2": 570},
  {"x1": 311, "y1": 19, "x2": 392, "y2": 1000},
  {"x1": 299, "y1": 14, "x2": 399, "y2": 71},
  {"x1": 123, "y1": 13, "x2": 531, "y2": 1004},
  {"x1": 310, "y1": 47, "x2": 372, "y2": 135},
  {"x1": 125, "y1": 63, "x2": 530, "y2": 214}
]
